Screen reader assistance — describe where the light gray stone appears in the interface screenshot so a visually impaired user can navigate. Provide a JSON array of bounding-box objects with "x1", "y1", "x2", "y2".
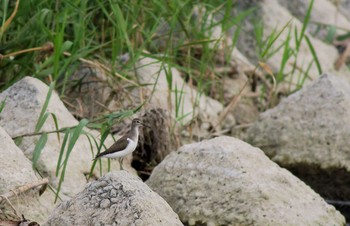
[
  {"x1": 0, "y1": 77, "x2": 134, "y2": 198},
  {"x1": 147, "y1": 136, "x2": 345, "y2": 225},
  {"x1": 0, "y1": 126, "x2": 51, "y2": 223},
  {"x1": 44, "y1": 171, "x2": 183, "y2": 226},
  {"x1": 100, "y1": 199, "x2": 111, "y2": 209},
  {"x1": 247, "y1": 74, "x2": 350, "y2": 171},
  {"x1": 61, "y1": 63, "x2": 121, "y2": 119}
]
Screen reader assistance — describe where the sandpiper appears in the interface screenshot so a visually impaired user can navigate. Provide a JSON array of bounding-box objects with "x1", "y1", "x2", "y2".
[{"x1": 93, "y1": 118, "x2": 147, "y2": 170}]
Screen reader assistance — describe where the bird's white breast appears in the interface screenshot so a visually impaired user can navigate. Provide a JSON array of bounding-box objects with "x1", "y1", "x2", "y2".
[{"x1": 102, "y1": 138, "x2": 137, "y2": 159}]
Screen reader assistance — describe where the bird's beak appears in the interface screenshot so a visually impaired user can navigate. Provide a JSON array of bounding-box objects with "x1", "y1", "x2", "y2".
[{"x1": 141, "y1": 122, "x2": 151, "y2": 128}]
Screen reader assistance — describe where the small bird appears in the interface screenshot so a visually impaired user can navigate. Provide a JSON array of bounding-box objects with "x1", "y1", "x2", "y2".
[{"x1": 93, "y1": 118, "x2": 148, "y2": 170}]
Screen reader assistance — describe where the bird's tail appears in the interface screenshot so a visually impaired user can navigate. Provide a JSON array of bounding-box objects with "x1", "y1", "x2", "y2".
[{"x1": 92, "y1": 154, "x2": 100, "y2": 161}]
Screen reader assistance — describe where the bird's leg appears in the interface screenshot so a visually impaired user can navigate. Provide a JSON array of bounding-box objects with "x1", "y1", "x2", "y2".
[{"x1": 119, "y1": 157, "x2": 124, "y2": 170}]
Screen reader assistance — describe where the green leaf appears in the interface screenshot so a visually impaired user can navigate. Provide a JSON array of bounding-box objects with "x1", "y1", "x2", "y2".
[
  {"x1": 89, "y1": 122, "x2": 111, "y2": 177},
  {"x1": 32, "y1": 133, "x2": 48, "y2": 168},
  {"x1": 62, "y1": 40, "x2": 73, "y2": 51},
  {"x1": 260, "y1": 19, "x2": 292, "y2": 59},
  {"x1": 56, "y1": 129, "x2": 70, "y2": 177},
  {"x1": 296, "y1": 0, "x2": 314, "y2": 51},
  {"x1": 35, "y1": 82, "x2": 55, "y2": 132},
  {"x1": 326, "y1": 25, "x2": 337, "y2": 43},
  {"x1": 0, "y1": 97, "x2": 6, "y2": 114},
  {"x1": 35, "y1": 112, "x2": 50, "y2": 133},
  {"x1": 51, "y1": 113, "x2": 60, "y2": 142},
  {"x1": 305, "y1": 35, "x2": 322, "y2": 75},
  {"x1": 55, "y1": 119, "x2": 89, "y2": 203}
]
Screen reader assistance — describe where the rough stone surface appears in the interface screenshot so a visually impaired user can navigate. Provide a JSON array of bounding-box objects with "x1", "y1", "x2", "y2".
[
  {"x1": 0, "y1": 77, "x2": 132, "y2": 198},
  {"x1": 147, "y1": 136, "x2": 345, "y2": 226},
  {"x1": 44, "y1": 171, "x2": 183, "y2": 226},
  {"x1": 0, "y1": 77, "x2": 77, "y2": 137},
  {"x1": 246, "y1": 73, "x2": 350, "y2": 220},
  {"x1": 0, "y1": 126, "x2": 51, "y2": 223},
  {"x1": 62, "y1": 63, "x2": 116, "y2": 119},
  {"x1": 246, "y1": 74, "x2": 350, "y2": 171},
  {"x1": 136, "y1": 56, "x2": 223, "y2": 125}
]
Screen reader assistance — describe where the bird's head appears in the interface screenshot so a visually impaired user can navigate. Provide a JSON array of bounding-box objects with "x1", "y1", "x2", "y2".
[{"x1": 132, "y1": 118, "x2": 149, "y2": 128}]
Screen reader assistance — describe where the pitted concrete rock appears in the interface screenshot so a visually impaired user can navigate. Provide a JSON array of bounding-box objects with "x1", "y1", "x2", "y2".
[
  {"x1": 147, "y1": 136, "x2": 345, "y2": 225},
  {"x1": 44, "y1": 171, "x2": 183, "y2": 226}
]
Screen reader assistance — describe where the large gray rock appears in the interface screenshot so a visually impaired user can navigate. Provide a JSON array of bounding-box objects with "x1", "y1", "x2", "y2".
[
  {"x1": 44, "y1": 171, "x2": 183, "y2": 226},
  {"x1": 0, "y1": 126, "x2": 50, "y2": 223},
  {"x1": 246, "y1": 74, "x2": 350, "y2": 171},
  {"x1": 62, "y1": 63, "x2": 116, "y2": 119},
  {"x1": 0, "y1": 77, "x2": 130, "y2": 198},
  {"x1": 246, "y1": 74, "x2": 350, "y2": 218},
  {"x1": 147, "y1": 136, "x2": 345, "y2": 225}
]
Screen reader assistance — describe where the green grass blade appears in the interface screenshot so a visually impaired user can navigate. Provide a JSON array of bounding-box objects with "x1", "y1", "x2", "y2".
[
  {"x1": 35, "y1": 112, "x2": 50, "y2": 133},
  {"x1": 88, "y1": 133, "x2": 101, "y2": 178},
  {"x1": 55, "y1": 119, "x2": 89, "y2": 202},
  {"x1": 179, "y1": 39, "x2": 217, "y2": 48},
  {"x1": 109, "y1": 1, "x2": 133, "y2": 58},
  {"x1": 53, "y1": 12, "x2": 67, "y2": 80},
  {"x1": 298, "y1": 60, "x2": 313, "y2": 90},
  {"x1": 35, "y1": 81, "x2": 55, "y2": 132},
  {"x1": 326, "y1": 25, "x2": 337, "y2": 43},
  {"x1": 296, "y1": 0, "x2": 314, "y2": 51},
  {"x1": 50, "y1": 113, "x2": 60, "y2": 142},
  {"x1": 55, "y1": 129, "x2": 70, "y2": 177},
  {"x1": 84, "y1": 133, "x2": 95, "y2": 159},
  {"x1": 89, "y1": 123, "x2": 111, "y2": 177},
  {"x1": 0, "y1": 97, "x2": 7, "y2": 114},
  {"x1": 305, "y1": 35, "x2": 322, "y2": 75},
  {"x1": 66, "y1": 119, "x2": 89, "y2": 153},
  {"x1": 261, "y1": 19, "x2": 292, "y2": 59},
  {"x1": 277, "y1": 27, "x2": 292, "y2": 82},
  {"x1": 32, "y1": 133, "x2": 48, "y2": 169}
]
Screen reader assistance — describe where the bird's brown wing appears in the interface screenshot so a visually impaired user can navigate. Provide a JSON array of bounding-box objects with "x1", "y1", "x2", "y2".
[{"x1": 94, "y1": 135, "x2": 129, "y2": 159}]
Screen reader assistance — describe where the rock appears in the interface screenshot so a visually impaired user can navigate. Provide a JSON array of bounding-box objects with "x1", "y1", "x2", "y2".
[
  {"x1": 61, "y1": 63, "x2": 117, "y2": 119},
  {"x1": 44, "y1": 171, "x2": 183, "y2": 226},
  {"x1": 232, "y1": 99, "x2": 259, "y2": 125},
  {"x1": 247, "y1": 74, "x2": 350, "y2": 169},
  {"x1": 147, "y1": 136, "x2": 345, "y2": 225},
  {"x1": 136, "y1": 56, "x2": 223, "y2": 125},
  {"x1": 0, "y1": 77, "x2": 77, "y2": 137},
  {"x1": 246, "y1": 74, "x2": 350, "y2": 219},
  {"x1": 0, "y1": 126, "x2": 51, "y2": 223},
  {"x1": 0, "y1": 77, "x2": 131, "y2": 198}
]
